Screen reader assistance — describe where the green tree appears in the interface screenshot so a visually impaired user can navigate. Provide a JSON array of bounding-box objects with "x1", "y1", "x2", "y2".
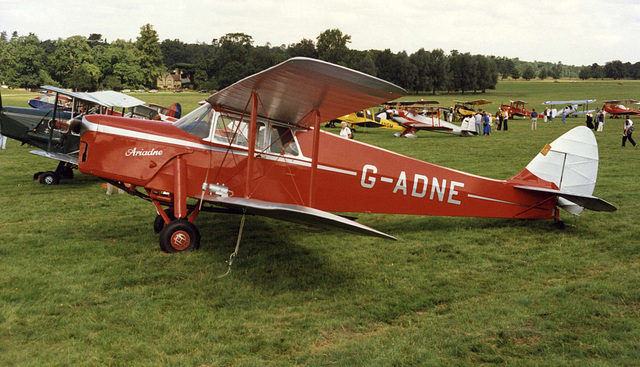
[
  {"x1": 538, "y1": 67, "x2": 549, "y2": 80},
  {"x1": 510, "y1": 66, "x2": 521, "y2": 80},
  {"x1": 522, "y1": 64, "x2": 536, "y2": 80},
  {"x1": 160, "y1": 39, "x2": 189, "y2": 69},
  {"x1": 4, "y1": 33, "x2": 49, "y2": 88},
  {"x1": 475, "y1": 55, "x2": 498, "y2": 92},
  {"x1": 578, "y1": 67, "x2": 590, "y2": 80},
  {"x1": 51, "y1": 35, "x2": 99, "y2": 89},
  {"x1": 216, "y1": 61, "x2": 247, "y2": 89},
  {"x1": 550, "y1": 63, "x2": 562, "y2": 79},
  {"x1": 287, "y1": 39, "x2": 317, "y2": 58},
  {"x1": 410, "y1": 48, "x2": 430, "y2": 92},
  {"x1": 355, "y1": 52, "x2": 377, "y2": 76},
  {"x1": 428, "y1": 49, "x2": 449, "y2": 94},
  {"x1": 135, "y1": 24, "x2": 164, "y2": 87},
  {"x1": 604, "y1": 60, "x2": 626, "y2": 79},
  {"x1": 316, "y1": 29, "x2": 351, "y2": 65},
  {"x1": 373, "y1": 49, "x2": 396, "y2": 84},
  {"x1": 590, "y1": 63, "x2": 604, "y2": 79},
  {"x1": 449, "y1": 51, "x2": 477, "y2": 93},
  {"x1": 94, "y1": 39, "x2": 145, "y2": 89}
]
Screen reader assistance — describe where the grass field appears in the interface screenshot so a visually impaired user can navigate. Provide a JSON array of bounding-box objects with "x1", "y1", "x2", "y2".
[{"x1": 1, "y1": 81, "x2": 639, "y2": 366}]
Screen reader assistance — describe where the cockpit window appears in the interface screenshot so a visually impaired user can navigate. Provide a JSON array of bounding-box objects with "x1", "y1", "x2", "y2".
[
  {"x1": 173, "y1": 104, "x2": 214, "y2": 138},
  {"x1": 179, "y1": 104, "x2": 301, "y2": 157}
]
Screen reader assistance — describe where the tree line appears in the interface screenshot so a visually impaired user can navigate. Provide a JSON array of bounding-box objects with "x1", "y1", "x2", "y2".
[{"x1": 0, "y1": 25, "x2": 634, "y2": 93}]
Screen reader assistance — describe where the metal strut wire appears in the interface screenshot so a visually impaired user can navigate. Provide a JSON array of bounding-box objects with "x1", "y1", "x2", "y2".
[{"x1": 217, "y1": 212, "x2": 246, "y2": 279}]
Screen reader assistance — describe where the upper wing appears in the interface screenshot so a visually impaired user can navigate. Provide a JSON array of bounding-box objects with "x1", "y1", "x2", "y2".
[
  {"x1": 40, "y1": 86, "x2": 146, "y2": 109},
  {"x1": 209, "y1": 197, "x2": 397, "y2": 241},
  {"x1": 88, "y1": 91, "x2": 146, "y2": 109},
  {"x1": 542, "y1": 99, "x2": 596, "y2": 105},
  {"x1": 206, "y1": 57, "x2": 406, "y2": 128}
]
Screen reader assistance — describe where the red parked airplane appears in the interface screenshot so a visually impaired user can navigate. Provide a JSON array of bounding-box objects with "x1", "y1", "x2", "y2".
[{"x1": 73, "y1": 57, "x2": 615, "y2": 253}]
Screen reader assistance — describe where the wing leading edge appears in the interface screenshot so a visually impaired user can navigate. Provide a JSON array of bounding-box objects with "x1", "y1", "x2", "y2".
[
  {"x1": 206, "y1": 57, "x2": 406, "y2": 128},
  {"x1": 210, "y1": 197, "x2": 397, "y2": 241}
]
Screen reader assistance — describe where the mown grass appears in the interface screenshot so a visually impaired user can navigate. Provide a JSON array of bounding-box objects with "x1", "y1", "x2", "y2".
[{"x1": 1, "y1": 81, "x2": 639, "y2": 366}]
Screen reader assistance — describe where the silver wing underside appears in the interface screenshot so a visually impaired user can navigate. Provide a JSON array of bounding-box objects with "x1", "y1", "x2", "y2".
[{"x1": 210, "y1": 197, "x2": 396, "y2": 241}]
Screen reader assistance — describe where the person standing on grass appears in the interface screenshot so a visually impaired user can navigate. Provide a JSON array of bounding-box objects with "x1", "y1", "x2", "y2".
[
  {"x1": 595, "y1": 109, "x2": 604, "y2": 131},
  {"x1": 475, "y1": 111, "x2": 483, "y2": 135},
  {"x1": 530, "y1": 108, "x2": 539, "y2": 130},
  {"x1": 585, "y1": 111, "x2": 595, "y2": 129},
  {"x1": 0, "y1": 133, "x2": 6, "y2": 149},
  {"x1": 502, "y1": 109, "x2": 509, "y2": 131},
  {"x1": 482, "y1": 112, "x2": 491, "y2": 135},
  {"x1": 623, "y1": 115, "x2": 637, "y2": 147}
]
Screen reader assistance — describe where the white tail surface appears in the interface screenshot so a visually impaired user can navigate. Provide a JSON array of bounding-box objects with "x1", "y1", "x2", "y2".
[{"x1": 524, "y1": 126, "x2": 603, "y2": 214}]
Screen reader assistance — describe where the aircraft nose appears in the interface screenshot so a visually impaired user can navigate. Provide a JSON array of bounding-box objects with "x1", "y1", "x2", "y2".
[{"x1": 69, "y1": 117, "x2": 85, "y2": 134}]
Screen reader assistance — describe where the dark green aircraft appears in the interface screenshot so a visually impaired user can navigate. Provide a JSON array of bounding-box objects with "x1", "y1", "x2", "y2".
[{"x1": 0, "y1": 86, "x2": 177, "y2": 185}]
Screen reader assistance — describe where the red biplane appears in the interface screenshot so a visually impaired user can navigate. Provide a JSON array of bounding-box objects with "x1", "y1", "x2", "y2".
[
  {"x1": 602, "y1": 100, "x2": 640, "y2": 117},
  {"x1": 501, "y1": 100, "x2": 534, "y2": 118},
  {"x1": 74, "y1": 58, "x2": 615, "y2": 253}
]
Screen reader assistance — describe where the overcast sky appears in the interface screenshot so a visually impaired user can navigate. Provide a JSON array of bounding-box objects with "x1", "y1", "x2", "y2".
[{"x1": 1, "y1": 0, "x2": 639, "y2": 66}]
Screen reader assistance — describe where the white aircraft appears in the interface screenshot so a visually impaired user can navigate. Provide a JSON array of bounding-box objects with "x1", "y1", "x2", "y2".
[
  {"x1": 381, "y1": 101, "x2": 478, "y2": 137},
  {"x1": 542, "y1": 99, "x2": 597, "y2": 118}
]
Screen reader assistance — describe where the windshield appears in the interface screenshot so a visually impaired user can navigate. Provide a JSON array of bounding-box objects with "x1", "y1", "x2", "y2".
[
  {"x1": 174, "y1": 104, "x2": 300, "y2": 157},
  {"x1": 173, "y1": 104, "x2": 214, "y2": 138}
]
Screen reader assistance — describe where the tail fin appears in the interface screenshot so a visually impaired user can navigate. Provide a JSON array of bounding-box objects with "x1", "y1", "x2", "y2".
[
  {"x1": 509, "y1": 126, "x2": 616, "y2": 214},
  {"x1": 168, "y1": 103, "x2": 182, "y2": 118}
]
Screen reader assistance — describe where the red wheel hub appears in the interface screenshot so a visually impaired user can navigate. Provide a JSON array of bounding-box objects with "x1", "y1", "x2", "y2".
[{"x1": 170, "y1": 230, "x2": 191, "y2": 250}]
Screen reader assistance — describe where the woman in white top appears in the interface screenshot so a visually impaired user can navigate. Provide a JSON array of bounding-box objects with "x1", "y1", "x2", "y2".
[{"x1": 340, "y1": 122, "x2": 352, "y2": 139}]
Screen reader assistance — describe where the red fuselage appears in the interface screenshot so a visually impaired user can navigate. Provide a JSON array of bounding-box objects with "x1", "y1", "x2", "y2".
[{"x1": 78, "y1": 110, "x2": 557, "y2": 221}]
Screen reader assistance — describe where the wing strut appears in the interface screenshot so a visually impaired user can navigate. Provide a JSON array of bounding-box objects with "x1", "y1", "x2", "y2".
[
  {"x1": 245, "y1": 91, "x2": 259, "y2": 198},
  {"x1": 308, "y1": 109, "x2": 321, "y2": 207}
]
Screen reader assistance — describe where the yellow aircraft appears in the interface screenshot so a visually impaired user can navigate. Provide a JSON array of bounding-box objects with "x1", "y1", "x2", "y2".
[
  {"x1": 333, "y1": 107, "x2": 404, "y2": 130},
  {"x1": 453, "y1": 99, "x2": 493, "y2": 120}
]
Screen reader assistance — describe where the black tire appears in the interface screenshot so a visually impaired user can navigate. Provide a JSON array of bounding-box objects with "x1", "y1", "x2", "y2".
[
  {"x1": 555, "y1": 220, "x2": 566, "y2": 230},
  {"x1": 39, "y1": 171, "x2": 60, "y2": 185},
  {"x1": 158, "y1": 219, "x2": 200, "y2": 253},
  {"x1": 153, "y1": 209, "x2": 175, "y2": 234}
]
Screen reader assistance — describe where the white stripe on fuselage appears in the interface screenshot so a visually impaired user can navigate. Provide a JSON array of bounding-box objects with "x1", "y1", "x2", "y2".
[{"x1": 83, "y1": 118, "x2": 358, "y2": 177}]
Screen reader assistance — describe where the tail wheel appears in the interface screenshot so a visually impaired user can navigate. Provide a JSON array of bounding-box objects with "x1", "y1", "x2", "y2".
[{"x1": 158, "y1": 219, "x2": 200, "y2": 253}]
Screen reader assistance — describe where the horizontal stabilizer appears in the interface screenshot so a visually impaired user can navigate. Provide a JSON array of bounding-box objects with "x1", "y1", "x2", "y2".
[
  {"x1": 30, "y1": 150, "x2": 78, "y2": 165},
  {"x1": 514, "y1": 185, "x2": 617, "y2": 212},
  {"x1": 210, "y1": 197, "x2": 396, "y2": 240}
]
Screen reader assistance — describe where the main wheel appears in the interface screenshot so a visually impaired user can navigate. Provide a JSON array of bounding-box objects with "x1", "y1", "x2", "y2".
[
  {"x1": 158, "y1": 219, "x2": 200, "y2": 253},
  {"x1": 39, "y1": 171, "x2": 60, "y2": 185},
  {"x1": 153, "y1": 209, "x2": 175, "y2": 234}
]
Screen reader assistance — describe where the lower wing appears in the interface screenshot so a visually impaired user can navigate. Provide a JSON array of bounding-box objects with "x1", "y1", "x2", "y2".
[{"x1": 209, "y1": 197, "x2": 396, "y2": 240}]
